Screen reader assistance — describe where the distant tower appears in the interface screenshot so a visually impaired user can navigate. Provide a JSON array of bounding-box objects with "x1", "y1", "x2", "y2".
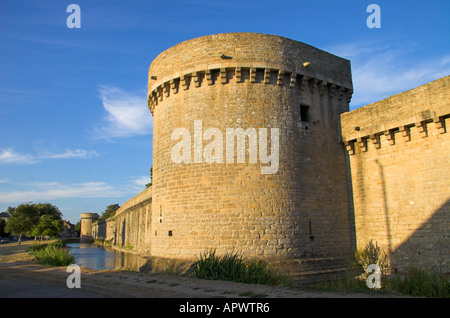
[
  {"x1": 80, "y1": 212, "x2": 99, "y2": 242},
  {"x1": 148, "y1": 33, "x2": 354, "y2": 267}
]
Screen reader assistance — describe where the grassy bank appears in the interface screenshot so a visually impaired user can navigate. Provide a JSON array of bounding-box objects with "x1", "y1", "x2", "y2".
[
  {"x1": 310, "y1": 240, "x2": 449, "y2": 298},
  {"x1": 27, "y1": 240, "x2": 75, "y2": 267},
  {"x1": 311, "y1": 267, "x2": 449, "y2": 298},
  {"x1": 191, "y1": 250, "x2": 290, "y2": 286}
]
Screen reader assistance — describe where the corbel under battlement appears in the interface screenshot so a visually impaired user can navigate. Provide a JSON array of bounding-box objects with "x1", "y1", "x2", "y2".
[
  {"x1": 343, "y1": 111, "x2": 450, "y2": 155},
  {"x1": 147, "y1": 63, "x2": 353, "y2": 115}
]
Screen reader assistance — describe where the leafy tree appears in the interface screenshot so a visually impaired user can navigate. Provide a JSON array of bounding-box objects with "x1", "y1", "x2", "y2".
[
  {"x1": 5, "y1": 203, "x2": 39, "y2": 244},
  {"x1": 75, "y1": 221, "x2": 81, "y2": 235},
  {"x1": 100, "y1": 204, "x2": 120, "y2": 219},
  {"x1": 1, "y1": 207, "x2": 14, "y2": 237},
  {"x1": 35, "y1": 202, "x2": 63, "y2": 220},
  {"x1": 146, "y1": 166, "x2": 153, "y2": 188},
  {"x1": 5, "y1": 202, "x2": 63, "y2": 244},
  {"x1": 32, "y1": 214, "x2": 62, "y2": 241},
  {"x1": 6, "y1": 206, "x2": 15, "y2": 215},
  {"x1": 0, "y1": 219, "x2": 7, "y2": 237}
]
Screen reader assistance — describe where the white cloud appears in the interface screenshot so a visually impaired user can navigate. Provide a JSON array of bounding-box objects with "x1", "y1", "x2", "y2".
[
  {"x1": 0, "y1": 181, "x2": 123, "y2": 204},
  {"x1": 0, "y1": 148, "x2": 99, "y2": 164},
  {"x1": 326, "y1": 41, "x2": 450, "y2": 108},
  {"x1": 327, "y1": 40, "x2": 392, "y2": 59},
  {"x1": 95, "y1": 86, "x2": 153, "y2": 139},
  {"x1": 0, "y1": 148, "x2": 37, "y2": 164},
  {"x1": 132, "y1": 176, "x2": 151, "y2": 187},
  {"x1": 39, "y1": 149, "x2": 99, "y2": 159},
  {"x1": 0, "y1": 178, "x2": 9, "y2": 184}
]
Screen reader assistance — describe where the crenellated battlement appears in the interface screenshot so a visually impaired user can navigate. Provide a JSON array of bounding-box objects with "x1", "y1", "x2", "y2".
[
  {"x1": 147, "y1": 63, "x2": 353, "y2": 114},
  {"x1": 80, "y1": 212, "x2": 99, "y2": 220},
  {"x1": 341, "y1": 76, "x2": 450, "y2": 154},
  {"x1": 343, "y1": 110, "x2": 449, "y2": 155}
]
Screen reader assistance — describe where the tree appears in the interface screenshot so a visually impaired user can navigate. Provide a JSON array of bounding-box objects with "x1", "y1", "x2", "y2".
[
  {"x1": 32, "y1": 214, "x2": 62, "y2": 241},
  {"x1": 75, "y1": 221, "x2": 81, "y2": 236},
  {"x1": 5, "y1": 203, "x2": 39, "y2": 244},
  {"x1": 146, "y1": 166, "x2": 153, "y2": 188},
  {"x1": 0, "y1": 219, "x2": 7, "y2": 237},
  {"x1": 35, "y1": 202, "x2": 63, "y2": 220},
  {"x1": 4, "y1": 202, "x2": 64, "y2": 244},
  {"x1": 100, "y1": 204, "x2": 120, "y2": 220}
]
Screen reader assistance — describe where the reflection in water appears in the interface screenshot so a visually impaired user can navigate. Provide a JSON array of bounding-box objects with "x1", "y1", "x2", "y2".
[{"x1": 66, "y1": 243, "x2": 147, "y2": 270}]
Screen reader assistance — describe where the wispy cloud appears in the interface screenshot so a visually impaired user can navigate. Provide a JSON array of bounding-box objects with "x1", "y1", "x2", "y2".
[
  {"x1": 0, "y1": 148, "x2": 38, "y2": 165},
  {"x1": 94, "y1": 86, "x2": 153, "y2": 139},
  {"x1": 326, "y1": 40, "x2": 450, "y2": 108},
  {"x1": 39, "y1": 149, "x2": 99, "y2": 160},
  {"x1": 131, "y1": 176, "x2": 151, "y2": 188},
  {"x1": 0, "y1": 181, "x2": 123, "y2": 204},
  {"x1": 0, "y1": 148, "x2": 99, "y2": 165}
]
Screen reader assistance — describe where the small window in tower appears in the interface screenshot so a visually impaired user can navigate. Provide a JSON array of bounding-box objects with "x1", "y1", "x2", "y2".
[{"x1": 300, "y1": 105, "x2": 310, "y2": 122}]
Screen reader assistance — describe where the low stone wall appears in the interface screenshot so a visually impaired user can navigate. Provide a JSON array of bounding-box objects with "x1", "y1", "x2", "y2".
[
  {"x1": 91, "y1": 187, "x2": 152, "y2": 254},
  {"x1": 92, "y1": 218, "x2": 115, "y2": 242}
]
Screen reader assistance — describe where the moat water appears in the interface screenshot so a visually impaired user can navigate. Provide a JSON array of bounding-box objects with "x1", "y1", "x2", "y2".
[{"x1": 65, "y1": 243, "x2": 147, "y2": 270}]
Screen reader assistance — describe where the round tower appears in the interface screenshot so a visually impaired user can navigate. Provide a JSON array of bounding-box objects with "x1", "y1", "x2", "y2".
[
  {"x1": 148, "y1": 33, "x2": 354, "y2": 264},
  {"x1": 80, "y1": 212, "x2": 99, "y2": 242}
]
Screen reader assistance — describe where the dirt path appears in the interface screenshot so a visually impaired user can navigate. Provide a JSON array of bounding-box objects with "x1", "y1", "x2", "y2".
[{"x1": 0, "y1": 241, "x2": 392, "y2": 298}]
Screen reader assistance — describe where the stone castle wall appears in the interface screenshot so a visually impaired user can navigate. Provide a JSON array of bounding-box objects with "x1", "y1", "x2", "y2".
[
  {"x1": 113, "y1": 186, "x2": 152, "y2": 253},
  {"x1": 90, "y1": 186, "x2": 152, "y2": 253},
  {"x1": 80, "y1": 212, "x2": 99, "y2": 242},
  {"x1": 84, "y1": 33, "x2": 449, "y2": 276},
  {"x1": 340, "y1": 75, "x2": 450, "y2": 273},
  {"x1": 148, "y1": 33, "x2": 354, "y2": 262}
]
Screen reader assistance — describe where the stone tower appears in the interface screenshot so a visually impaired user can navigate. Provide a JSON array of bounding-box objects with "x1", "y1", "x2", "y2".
[
  {"x1": 148, "y1": 33, "x2": 355, "y2": 265},
  {"x1": 80, "y1": 212, "x2": 99, "y2": 242}
]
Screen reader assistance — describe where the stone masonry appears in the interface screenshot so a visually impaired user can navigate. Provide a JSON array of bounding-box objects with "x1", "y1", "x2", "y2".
[
  {"x1": 341, "y1": 75, "x2": 449, "y2": 273},
  {"x1": 84, "y1": 33, "x2": 449, "y2": 276}
]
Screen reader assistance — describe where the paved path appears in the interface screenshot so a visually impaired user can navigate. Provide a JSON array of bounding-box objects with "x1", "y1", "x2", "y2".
[{"x1": 0, "y1": 278, "x2": 108, "y2": 298}]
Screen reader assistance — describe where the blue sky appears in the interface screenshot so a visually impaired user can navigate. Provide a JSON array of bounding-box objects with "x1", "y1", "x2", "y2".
[{"x1": 1, "y1": 0, "x2": 449, "y2": 224}]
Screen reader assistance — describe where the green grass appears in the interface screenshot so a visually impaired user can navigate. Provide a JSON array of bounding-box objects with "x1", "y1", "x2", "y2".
[
  {"x1": 309, "y1": 240, "x2": 449, "y2": 298},
  {"x1": 27, "y1": 240, "x2": 66, "y2": 253},
  {"x1": 93, "y1": 239, "x2": 113, "y2": 246},
  {"x1": 384, "y1": 268, "x2": 449, "y2": 298},
  {"x1": 312, "y1": 268, "x2": 449, "y2": 298},
  {"x1": 191, "y1": 250, "x2": 290, "y2": 286},
  {"x1": 28, "y1": 241, "x2": 75, "y2": 267},
  {"x1": 124, "y1": 244, "x2": 133, "y2": 250}
]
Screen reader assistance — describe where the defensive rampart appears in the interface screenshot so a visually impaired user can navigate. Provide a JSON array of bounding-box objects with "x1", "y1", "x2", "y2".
[
  {"x1": 83, "y1": 34, "x2": 449, "y2": 277},
  {"x1": 341, "y1": 75, "x2": 450, "y2": 273},
  {"x1": 148, "y1": 33, "x2": 354, "y2": 265}
]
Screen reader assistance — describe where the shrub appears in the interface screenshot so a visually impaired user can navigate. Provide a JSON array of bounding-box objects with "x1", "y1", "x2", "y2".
[
  {"x1": 27, "y1": 240, "x2": 66, "y2": 253},
  {"x1": 385, "y1": 268, "x2": 449, "y2": 298},
  {"x1": 191, "y1": 250, "x2": 289, "y2": 286},
  {"x1": 349, "y1": 240, "x2": 390, "y2": 278},
  {"x1": 311, "y1": 239, "x2": 449, "y2": 298},
  {"x1": 28, "y1": 241, "x2": 75, "y2": 266}
]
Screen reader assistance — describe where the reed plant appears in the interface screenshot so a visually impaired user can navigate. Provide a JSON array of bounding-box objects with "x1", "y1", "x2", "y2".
[
  {"x1": 385, "y1": 268, "x2": 449, "y2": 298},
  {"x1": 311, "y1": 240, "x2": 449, "y2": 298},
  {"x1": 191, "y1": 250, "x2": 289, "y2": 286},
  {"x1": 28, "y1": 241, "x2": 75, "y2": 266}
]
